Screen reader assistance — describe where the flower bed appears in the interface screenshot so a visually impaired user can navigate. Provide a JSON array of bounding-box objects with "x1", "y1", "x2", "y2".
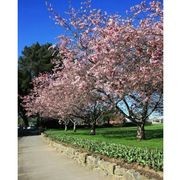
[{"x1": 44, "y1": 132, "x2": 163, "y2": 171}]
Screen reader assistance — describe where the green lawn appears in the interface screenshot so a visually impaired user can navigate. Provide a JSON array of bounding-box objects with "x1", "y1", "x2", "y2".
[{"x1": 46, "y1": 124, "x2": 163, "y2": 150}]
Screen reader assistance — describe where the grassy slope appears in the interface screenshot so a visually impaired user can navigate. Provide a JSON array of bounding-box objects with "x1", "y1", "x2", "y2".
[{"x1": 46, "y1": 124, "x2": 163, "y2": 150}]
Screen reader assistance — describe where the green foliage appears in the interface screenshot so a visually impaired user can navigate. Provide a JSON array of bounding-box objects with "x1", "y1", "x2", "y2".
[
  {"x1": 18, "y1": 42, "x2": 54, "y2": 95},
  {"x1": 18, "y1": 42, "x2": 57, "y2": 126},
  {"x1": 44, "y1": 127, "x2": 163, "y2": 171}
]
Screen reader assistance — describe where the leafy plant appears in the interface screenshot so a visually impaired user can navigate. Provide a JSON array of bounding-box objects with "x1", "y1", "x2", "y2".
[{"x1": 44, "y1": 132, "x2": 163, "y2": 171}]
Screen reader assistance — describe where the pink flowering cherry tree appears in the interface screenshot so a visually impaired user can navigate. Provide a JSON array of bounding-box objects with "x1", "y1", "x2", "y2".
[
  {"x1": 46, "y1": 0, "x2": 163, "y2": 139},
  {"x1": 85, "y1": 1, "x2": 163, "y2": 139},
  {"x1": 23, "y1": 0, "x2": 163, "y2": 140}
]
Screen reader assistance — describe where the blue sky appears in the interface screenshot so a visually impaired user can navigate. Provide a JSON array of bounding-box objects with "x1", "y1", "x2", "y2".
[{"x1": 18, "y1": 0, "x2": 150, "y2": 56}]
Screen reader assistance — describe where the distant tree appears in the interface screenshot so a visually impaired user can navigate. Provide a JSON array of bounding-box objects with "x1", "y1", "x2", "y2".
[{"x1": 18, "y1": 42, "x2": 57, "y2": 127}]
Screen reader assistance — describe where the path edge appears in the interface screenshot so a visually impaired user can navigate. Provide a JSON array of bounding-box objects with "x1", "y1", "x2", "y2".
[{"x1": 42, "y1": 134, "x2": 163, "y2": 180}]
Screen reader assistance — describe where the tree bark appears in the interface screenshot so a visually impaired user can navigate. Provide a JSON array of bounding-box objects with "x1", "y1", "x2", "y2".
[
  {"x1": 22, "y1": 115, "x2": 29, "y2": 128},
  {"x1": 36, "y1": 116, "x2": 41, "y2": 128},
  {"x1": 136, "y1": 123, "x2": 145, "y2": 140},
  {"x1": 65, "y1": 124, "x2": 68, "y2": 131},
  {"x1": 18, "y1": 99, "x2": 29, "y2": 128},
  {"x1": 73, "y1": 122, "x2": 77, "y2": 132},
  {"x1": 107, "y1": 119, "x2": 110, "y2": 126},
  {"x1": 90, "y1": 121, "x2": 96, "y2": 135}
]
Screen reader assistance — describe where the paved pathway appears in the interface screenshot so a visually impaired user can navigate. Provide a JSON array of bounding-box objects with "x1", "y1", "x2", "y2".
[{"x1": 18, "y1": 135, "x2": 112, "y2": 180}]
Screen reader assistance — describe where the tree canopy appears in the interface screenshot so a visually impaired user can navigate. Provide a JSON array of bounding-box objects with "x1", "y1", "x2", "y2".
[
  {"x1": 18, "y1": 42, "x2": 56, "y2": 126},
  {"x1": 22, "y1": 1, "x2": 163, "y2": 139}
]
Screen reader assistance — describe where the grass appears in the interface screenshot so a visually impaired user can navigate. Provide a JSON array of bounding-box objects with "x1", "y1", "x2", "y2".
[{"x1": 45, "y1": 124, "x2": 163, "y2": 150}]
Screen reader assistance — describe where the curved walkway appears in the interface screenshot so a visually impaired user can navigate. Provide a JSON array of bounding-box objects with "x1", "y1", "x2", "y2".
[{"x1": 18, "y1": 135, "x2": 112, "y2": 180}]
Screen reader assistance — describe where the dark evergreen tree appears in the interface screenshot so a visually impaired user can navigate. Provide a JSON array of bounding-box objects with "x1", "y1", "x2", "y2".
[{"x1": 18, "y1": 42, "x2": 58, "y2": 127}]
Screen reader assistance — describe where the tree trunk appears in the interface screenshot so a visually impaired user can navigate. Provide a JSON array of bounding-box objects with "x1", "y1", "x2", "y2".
[
  {"x1": 87, "y1": 121, "x2": 91, "y2": 128},
  {"x1": 36, "y1": 116, "x2": 41, "y2": 128},
  {"x1": 136, "y1": 123, "x2": 145, "y2": 140},
  {"x1": 65, "y1": 124, "x2": 68, "y2": 131},
  {"x1": 73, "y1": 122, "x2": 76, "y2": 132},
  {"x1": 90, "y1": 121, "x2": 96, "y2": 135},
  {"x1": 18, "y1": 100, "x2": 29, "y2": 128},
  {"x1": 20, "y1": 114, "x2": 29, "y2": 128},
  {"x1": 107, "y1": 119, "x2": 110, "y2": 126}
]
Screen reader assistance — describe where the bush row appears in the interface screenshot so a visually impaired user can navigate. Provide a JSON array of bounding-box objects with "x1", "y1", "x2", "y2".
[{"x1": 44, "y1": 133, "x2": 163, "y2": 171}]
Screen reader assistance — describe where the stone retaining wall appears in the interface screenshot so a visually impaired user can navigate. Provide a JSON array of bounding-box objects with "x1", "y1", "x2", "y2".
[{"x1": 43, "y1": 136, "x2": 163, "y2": 180}]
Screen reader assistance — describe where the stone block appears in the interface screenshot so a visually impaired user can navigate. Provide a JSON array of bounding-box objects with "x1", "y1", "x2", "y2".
[
  {"x1": 98, "y1": 159, "x2": 116, "y2": 175},
  {"x1": 122, "y1": 170, "x2": 141, "y2": 180},
  {"x1": 86, "y1": 156, "x2": 100, "y2": 169},
  {"x1": 65, "y1": 147, "x2": 75, "y2": 158},
  {"x1": 73, "y1": 152, "x2": 88, "y2": 166},
  {"x1": 114, "y1": 166, "x2": 127, "y2": 176}
]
